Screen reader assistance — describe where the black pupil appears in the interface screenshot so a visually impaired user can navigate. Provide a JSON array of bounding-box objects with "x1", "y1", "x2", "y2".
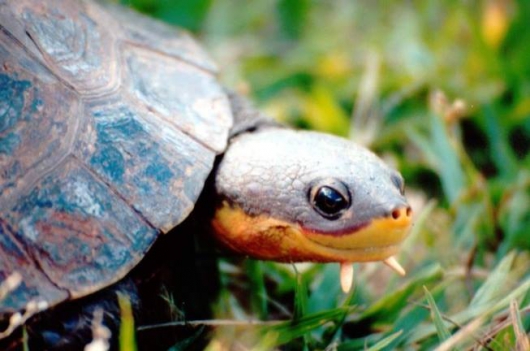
[{"x1": 314, "y1": 186, "x2": 347, "y2": 216}]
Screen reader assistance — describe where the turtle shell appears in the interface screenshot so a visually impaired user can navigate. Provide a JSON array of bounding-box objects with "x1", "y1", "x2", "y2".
[{"x1": 0, "y1": 0, "x2": 233, "y2": 314}]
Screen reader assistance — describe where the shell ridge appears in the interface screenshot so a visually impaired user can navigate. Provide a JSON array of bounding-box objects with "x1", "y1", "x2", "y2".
[{"x1": 122, "y1": 39, "x2": 217, "y2": 76}]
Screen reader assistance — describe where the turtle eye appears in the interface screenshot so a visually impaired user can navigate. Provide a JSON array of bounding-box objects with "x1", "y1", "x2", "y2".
[{"x1": 310, "y1": 181, "x2": 350, "y2": 219}]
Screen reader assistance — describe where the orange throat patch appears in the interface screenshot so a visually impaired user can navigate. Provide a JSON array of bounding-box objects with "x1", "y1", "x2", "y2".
[{"x1": 211, "y1": 201, "x2": 412, "y2": 263}]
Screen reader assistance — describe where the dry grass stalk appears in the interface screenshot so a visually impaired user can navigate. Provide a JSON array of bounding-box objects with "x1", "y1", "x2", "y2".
[{"x1": 84, "y1": 308, "x2": 111, "y2": 351}]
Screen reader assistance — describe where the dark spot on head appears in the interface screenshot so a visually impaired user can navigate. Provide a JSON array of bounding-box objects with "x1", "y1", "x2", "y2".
[{"x1": 391, "y1": 174, "x2": 405, "y2": 195}]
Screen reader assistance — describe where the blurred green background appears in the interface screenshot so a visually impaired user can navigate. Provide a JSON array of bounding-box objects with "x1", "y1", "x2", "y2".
[{"x1": 121, "y1": 0, "x2": 530, "y2": 349}]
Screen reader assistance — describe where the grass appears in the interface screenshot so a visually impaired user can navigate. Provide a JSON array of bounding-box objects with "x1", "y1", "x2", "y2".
[{"x1": 121, "y1": 0, "x2": 530, "y2": 349}]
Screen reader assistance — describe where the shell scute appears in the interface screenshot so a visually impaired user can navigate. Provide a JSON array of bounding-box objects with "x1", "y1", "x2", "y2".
[
  {"x1": 100, "y1": 1, "x2": 217, "y2": 72},
  {"x1": 7, "y1": 0, "x2": 121, "y2": 96},
  {"x1": 124, "y1": 47, "x2": 231, "y2": 153},
  {"x1": 0, "y1": 38, "x2": 80, "y2": 203},
  {"x1": 74, "y1": 101, "x2": 215, "y2": 232},
  {"x1": 3, "y1": 156, "x2": 158, "y2": 304}
]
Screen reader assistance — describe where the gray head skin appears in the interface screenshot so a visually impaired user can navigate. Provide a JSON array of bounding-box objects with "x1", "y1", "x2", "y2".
[{"x1": 211, "y1": 127, "x2": 412, "y2": 263}]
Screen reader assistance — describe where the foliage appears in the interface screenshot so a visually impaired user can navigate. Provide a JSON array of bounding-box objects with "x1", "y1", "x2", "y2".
[{"x1": 122, "y1": 0, "x2": 530, "y2": 349}]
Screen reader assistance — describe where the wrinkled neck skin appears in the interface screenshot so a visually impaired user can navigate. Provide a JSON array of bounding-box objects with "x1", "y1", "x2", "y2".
[{"x1": 211, "y1": 95, "x2": 412, "y2": 265}]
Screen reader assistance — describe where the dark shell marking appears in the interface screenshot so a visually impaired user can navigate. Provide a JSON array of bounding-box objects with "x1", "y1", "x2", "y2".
[{"x1": 0, "y1": 0, "x2": 232, "y2": 314}]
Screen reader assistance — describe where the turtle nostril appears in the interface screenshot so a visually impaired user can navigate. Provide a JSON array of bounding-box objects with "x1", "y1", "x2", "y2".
[{"x1": 391, "y1": 206, "x2": 412, "y2": 220}]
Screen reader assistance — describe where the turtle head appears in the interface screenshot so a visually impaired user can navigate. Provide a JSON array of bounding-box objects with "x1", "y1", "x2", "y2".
[{"x1": 212, "y1": 128, "x2": 412, "y2": 272}]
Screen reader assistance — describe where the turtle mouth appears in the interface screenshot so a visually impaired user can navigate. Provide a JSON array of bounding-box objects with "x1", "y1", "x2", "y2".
[
  {"x1": 211, "y1": 201, "x2": 412, "y2": 293},
  {"x1": 211, "y1": 200, "x2": 412, "y2": 263},
  {"x1": 299, "y1": 206, "x2": 412, "y2": 261}
]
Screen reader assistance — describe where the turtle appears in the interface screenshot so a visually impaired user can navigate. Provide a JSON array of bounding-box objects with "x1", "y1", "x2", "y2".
[{"x1": 0, "y1": 0, "x2": 412, "y2": 349}]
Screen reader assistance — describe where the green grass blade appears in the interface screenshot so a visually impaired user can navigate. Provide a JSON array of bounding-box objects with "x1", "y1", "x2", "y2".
[
  {"x1": 293, "y1": 265, "x2": 310, "y2": 348},
  {"x1": 482, "y1": 106, "x2": 519, "y2": 179},
  {"x1": 118, "y1": 292, "x2": 137, "y2": 351},
  {"x1": 361, "y1": 264, "x2": 443, "y2": 322},
  {"x1": 366, "y1": 330, "x2": 404, "y2": 351},
  {"x1": 429, "y1": 112, "x2": 465, "y2": 204},
  {"x1": 412, "y1": 277, "x2": 530, "y2": 342},
  {"x1": 423, "y1": 286, "x2": 452, "y2": 345},
  {"x1": 277, "y1": 0, "x2": 309, "y2": 40},
  {"x1": 293, "y1": 264, "x2": 308, "y2": 321},
  {"x1": 168, "y1": 326, "x2": 205, "y2": 351},
  {"x1": 245, "y1": 260, "x2": 268, "y2": 319},
  {"x1": 22, "y1": 326, "x2": 28, "y2": 351},
  {"x1": 470, "y1": 252, "x2": 515, "y2": 308},
  {"x1": 263, "y1": 307, "x2": 352, "y2": 346}
]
